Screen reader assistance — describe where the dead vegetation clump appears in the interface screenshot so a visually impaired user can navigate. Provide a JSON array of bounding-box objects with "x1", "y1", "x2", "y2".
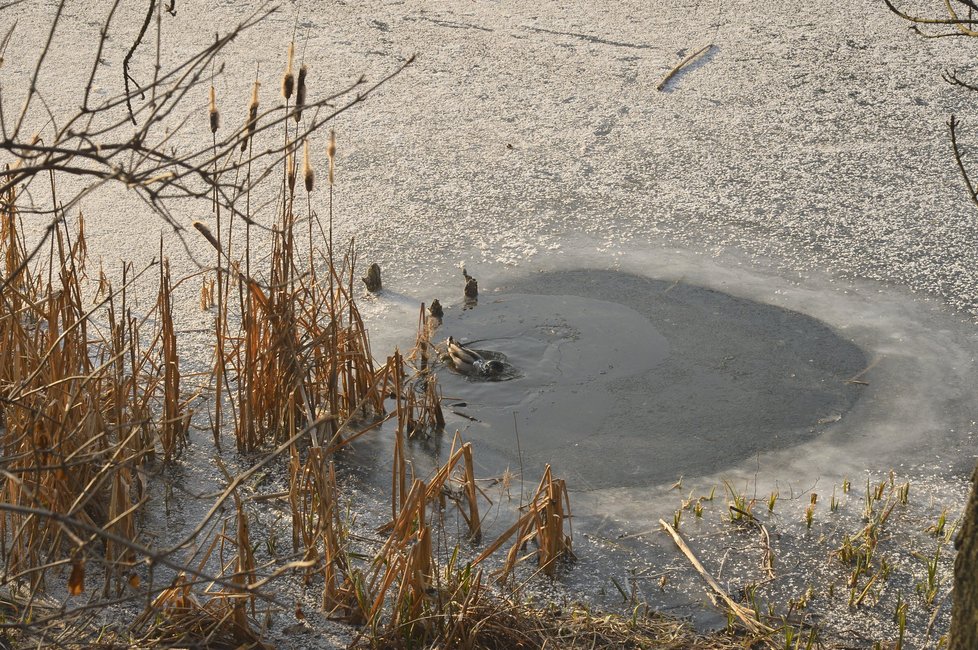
[
  {"x1": 355, "y1": 594, "x2": 744, "y2": 650},
  {"x1": 0, "y1": 188, "x2": 189, "y2": 598}
]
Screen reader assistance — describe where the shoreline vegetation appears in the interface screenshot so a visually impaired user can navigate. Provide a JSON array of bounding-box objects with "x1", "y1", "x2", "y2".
[{"x1": 0, "y1": 2, "x2": 968, "y2": 648}]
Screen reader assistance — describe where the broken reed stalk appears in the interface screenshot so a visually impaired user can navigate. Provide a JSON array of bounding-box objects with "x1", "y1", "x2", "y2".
[
  {"x1": 384, "y1": 307, "x2": 446, "y2": 439},
  {"x1": 427, "y1": 433, "x2": 482, "y2": 540},
  {"x1": 367, "y1": 478, "x2": 436, "y2": 632},
  {"x1": 131, "y1": 516, "x2": 268, "y2": 650},
  {"x1": 231, "y1": 489, "x2": 257, "y2": 627},
  {"x1": 472, "y1": 464, "x2": 574, "y2": 582},
  {"x1": 659, "y1": 518, "x2": 776, "y2": 642},
  {"x1": 291, "y1": 446, "x2": 342, "y2": 584},
  {"x1": 383, "y1": 430, "x2": 482, "y2": 539},
  {"x1": 158, "y1": 254, "x2": 189, "y2": 464},
  {"x1": 348, "y1": 450, "x2": 576, "y2": 646}
]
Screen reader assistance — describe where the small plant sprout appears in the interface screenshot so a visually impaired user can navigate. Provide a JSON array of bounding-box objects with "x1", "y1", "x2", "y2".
[
  {"x1": 805, "y1": 503, "x2": 815, "y2": 529},
  {"x1": 898, "y1": 481, "x2": 910, "y2": 505},
  {"x1": 864, "y1": 478, "x2": 875, "y2": 520},
  {"x1": 723, "y1": 480, "x2": 753, "y2": 522},
  {"x1": 874, "y1": 480, "x2": 886, "y2": 501},
  {"x1": 830, "y1": 486, "x2": 839, "y2": 512},
  {"x1": 944, "y1": 515, "x2": 961, "y2": 544},
  {"x1": 920, "y1": 543, "x2": 941, "y2": 604},
  {"x1": 768, "y1": 490, "x2": 779, "y2": 512},
  {"x1": 842, "y1": 477, "x2": 851, "y2": 493},
  {"x1": 927, "y1": 508, "x2": 948, "y2": 537},
  {"x1": 693, "y1": 500, "x2": 704, "y2": 518},
  {"x1": 896, "y1": 599, "x2": 907, "y2": 650},
  {"x1": 673, "y1": 509, "x2": 682, "y2": 530}
]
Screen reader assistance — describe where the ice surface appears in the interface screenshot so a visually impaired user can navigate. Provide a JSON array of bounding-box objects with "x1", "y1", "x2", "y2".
[{"x1": 5, "y1": 0, "x2": 978, "y2": 644}]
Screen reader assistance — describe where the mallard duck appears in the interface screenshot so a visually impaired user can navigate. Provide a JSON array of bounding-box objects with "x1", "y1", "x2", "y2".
[{"x1": 446, "y1": 337, "x2": 504, "y2": 376}]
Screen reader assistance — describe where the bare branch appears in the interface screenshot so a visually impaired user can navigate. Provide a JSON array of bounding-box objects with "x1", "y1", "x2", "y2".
[
  {"x1": 123, "y1": 0, "x2": 157, "y2": 125},
  {"x1": 948, "y1": 115, "x2": 978, "y2": 207}
]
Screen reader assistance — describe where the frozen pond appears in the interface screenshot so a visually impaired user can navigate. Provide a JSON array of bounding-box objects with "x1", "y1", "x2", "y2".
[{"x1": 4, "y1": 0, "x2": 978, "y2": 645}]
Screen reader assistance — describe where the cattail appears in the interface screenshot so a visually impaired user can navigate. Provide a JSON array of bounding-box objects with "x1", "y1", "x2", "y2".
[
  {"x1": 303, "y1": 139, "x2": 313, "y2": 192},
  {"x1": 326, "y1": 129, "x2": 336, "y2": 186},
  {"x1": 287, "y1": 149, "x2": 296, "y2": 193},
  {"x1": 241, "y1": 79, "x2": 260, "y2": 152},
  {"x1": 294, "y1": 65, "x2": 307, "y2": 123},
  {"x1": 209, "y1": 85, "x2": 219, "y2": 133},
  {"x1": 76, "y1": 210, "x2": 87, "y2": 261},
  {"x1": 282, "y1": 42, "x2": 295, "y2": 100},
  {"x1": 193, "y1": 220, "x2": 221, "y2": 252}
]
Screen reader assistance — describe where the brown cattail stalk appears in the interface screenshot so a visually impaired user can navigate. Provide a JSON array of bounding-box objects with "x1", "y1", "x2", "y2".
[
  {"x1": 241, "y1": 80, "x2": 260, "y2": 152},
  {"x1": 193, "y1": 221, "x2": 221, "y2": 252},
  {"x1": 282, "y1": 42, "x2": 295, "y2": 100},
  {"x1": 303, "y1": 139, "x2": 313, "y2": 192},
  {"x1": 209, "y1": 85, "x2": 219, "y2": 133},
  {"x1": 294, "y1": 65, "x2": 307, "y2": 123},
  {"x1": 287, "y1": 149, "x2": 296, "y2": 193},
  {"x1": 326, "y1": 129, "x2": 336, "y2": 186}
]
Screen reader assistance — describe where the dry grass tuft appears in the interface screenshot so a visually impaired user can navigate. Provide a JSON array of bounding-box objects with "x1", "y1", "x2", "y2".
[
  {"x1": 0, "y1": 187, "x2": 178, "y2": 598},
  {"x1": 474, "y1": 464, "x2": 575, "y2": 582},
  {"x1": 356, "y1": 595, "x2": 743, "y2": 650}
]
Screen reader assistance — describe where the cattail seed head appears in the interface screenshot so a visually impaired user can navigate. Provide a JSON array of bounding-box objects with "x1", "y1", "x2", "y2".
[
  {"x1": 287, "y1": 149, "x2": 296, "y2": 193},
  {"x1": 282, "y1": 42, "x2": 295, "y2": 100},
  {"x1": 241, "y1": 80, "x2": 260, "y2": 152},
  {"x1": 294, "y1": 65, "x2": 307, "y2": 123},
  {"x1": 209, "y1": 85, "x2": 220, "y2": 133},
  {"x1": 250, "y1": 79, "x2": 260, "y2": 112},
  {"x1": 193, "y1": 221, "x2": 221, "y2": 252},
  {"x1": 326, "y1": 129, "x2": 336, "y2": 186},
  {"x1": 303, "y1": 139, "x2": 314, "y2": 192}
]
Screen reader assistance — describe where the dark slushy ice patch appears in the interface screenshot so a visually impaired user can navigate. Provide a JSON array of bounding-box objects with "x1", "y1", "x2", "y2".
[{"x1": 357, "y1": 270, "x2": 867, "y2": 491}]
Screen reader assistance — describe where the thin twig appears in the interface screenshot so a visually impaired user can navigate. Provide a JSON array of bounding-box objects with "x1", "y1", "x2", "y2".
[{"x1": 656, "y1": 44, "x2": 712, "y2": 91}]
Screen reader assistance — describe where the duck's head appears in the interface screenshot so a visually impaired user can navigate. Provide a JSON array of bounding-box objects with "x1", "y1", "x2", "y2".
[{"x1": 481, "y1": 360, "x2": 505, "y2": 376}]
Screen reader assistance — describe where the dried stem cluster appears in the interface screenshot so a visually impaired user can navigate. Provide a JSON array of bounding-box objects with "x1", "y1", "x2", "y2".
[{"x1": 0, "y1": 8, "x2": 584, "y2": 648}]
